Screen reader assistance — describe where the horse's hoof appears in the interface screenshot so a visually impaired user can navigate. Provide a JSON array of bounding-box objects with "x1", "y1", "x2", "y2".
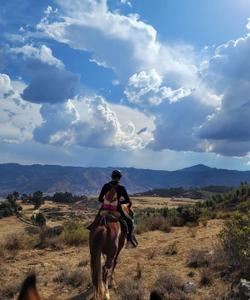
[{"x1": 104, "y1": 291, "x2": 110, "y2": 300}]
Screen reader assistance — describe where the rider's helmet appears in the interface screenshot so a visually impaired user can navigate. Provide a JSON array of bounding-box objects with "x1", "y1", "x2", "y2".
[{"x1": 111, "y1": 169, "x2": 122, "y2": 180}]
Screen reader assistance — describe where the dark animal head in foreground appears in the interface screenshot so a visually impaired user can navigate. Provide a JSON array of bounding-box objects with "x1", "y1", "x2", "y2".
[{"x1": 18, "y1": 274, "x2": 41, "y2": 300}]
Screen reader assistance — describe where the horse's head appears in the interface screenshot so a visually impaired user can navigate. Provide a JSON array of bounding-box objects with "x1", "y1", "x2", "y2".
[{"x1": 18, "y1": 274, "x2": 41, "y2": 300}]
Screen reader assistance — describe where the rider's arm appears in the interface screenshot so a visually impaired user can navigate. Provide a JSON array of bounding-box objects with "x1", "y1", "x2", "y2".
[
  {"x1": 121, "y1": 186, "x2": 132, "y2": 208},
  {"x1": 98, "y1": 184, "x2": 108, "y2": 203}
]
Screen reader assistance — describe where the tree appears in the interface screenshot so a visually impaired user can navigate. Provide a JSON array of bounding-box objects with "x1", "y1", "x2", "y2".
[{"x1": 32, "y1": 191, "x2": 44, "y2": 209}]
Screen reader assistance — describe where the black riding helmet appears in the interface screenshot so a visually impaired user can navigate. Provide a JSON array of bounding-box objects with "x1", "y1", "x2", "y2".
[{"x1": 111, "y1": 169, "x2": 122, "y2": 180}]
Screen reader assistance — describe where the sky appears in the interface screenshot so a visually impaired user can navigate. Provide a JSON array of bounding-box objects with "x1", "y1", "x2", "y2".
[{"x1": 1, "y1": 0, "x2": 250, "y2": 171}]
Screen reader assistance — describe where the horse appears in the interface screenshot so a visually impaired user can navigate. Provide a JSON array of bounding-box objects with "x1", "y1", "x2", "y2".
[
  {"x1": 89, "y1": 205, "x2": 132, "y2": 300},
  {"x1": 18, "y1": 274, "x2": 41, "y2": 300}
]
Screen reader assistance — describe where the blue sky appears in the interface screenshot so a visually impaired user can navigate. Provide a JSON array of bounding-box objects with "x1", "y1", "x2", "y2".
[{"x1": 1, "y1": 0, "x2": 250, "y2": 170}]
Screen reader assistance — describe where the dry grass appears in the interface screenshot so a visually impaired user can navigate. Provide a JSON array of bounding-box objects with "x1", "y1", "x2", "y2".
[
  {"x1": 0, "y1": 280, "x2": 22, "y2": 299},
  {"x1": 62, "y1": 220, "x2": 89, "y2": 246},
  {"x1": 199, "y1": 268, "x2": 213, "y2": 286},
  {"x1": 0, "y1": 233, "x2": 38, "y2": 258},
  {"x1": 0, "y1": 200, "x2": 230, "y2": 300},
  {"x1": 118, "y1": 280, "x2": 145, "y2": 300},
  {"x1": 186, "y1": 249, "x2": 210, "y2": 268},
  {"x1": 165, "y1": 242, "x2": 178, "y2": 256},
  {"x1": 136, "y1": 215, "x2": 171, "y2": 234},
  {"x1": 53, "y1": 265, "x2": 89, "y2": 288},
  {"x1": 153, "y1": 272, "x2": 189, "y2": 300}
]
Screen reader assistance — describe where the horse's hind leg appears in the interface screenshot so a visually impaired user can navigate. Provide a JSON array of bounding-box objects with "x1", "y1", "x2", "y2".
[{"x1": 103, "y1": 249, "x2": 118, "y2": 299}]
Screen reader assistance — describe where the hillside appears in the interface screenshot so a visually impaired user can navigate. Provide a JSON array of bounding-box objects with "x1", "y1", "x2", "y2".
[{"x1": 0, "y1": 163, "x2": 250, "y2": 196}]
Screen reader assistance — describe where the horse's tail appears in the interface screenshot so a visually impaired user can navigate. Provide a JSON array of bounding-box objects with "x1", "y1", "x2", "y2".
[{"x1": 90, "y1": 226, "x2": 106, "y2": 300}]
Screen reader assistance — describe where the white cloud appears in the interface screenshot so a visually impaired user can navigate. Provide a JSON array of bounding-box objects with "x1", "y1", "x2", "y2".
[
  {"x1": 10, "y1": 44, "x2": 64, "y2": 69},
  {"x1": 198, "y1": 21, "x2": 250, "y2": 156},
  {"x1": 35, "y1": 0, "x2": 220, "y2": 106},
  {"x1": 0, "y1": 73, "x2": 42, "y2": 143},
  {"x1": 120, "y1": 0, "x2": 132, "y2": 7},
  {"x1": 0, "y1": 73, "x2": 13, "y2": 96},
  {"x1": 125, "y1": 69, "x2": 192, "y2": 105},
  {"x1": 34, "y1": 94, "x2": 154, "y2": 150}
]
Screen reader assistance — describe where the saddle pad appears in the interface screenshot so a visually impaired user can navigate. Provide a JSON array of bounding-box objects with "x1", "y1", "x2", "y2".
[{"x1": 100, "y1": 209, "x2": 121, "y2": 219}]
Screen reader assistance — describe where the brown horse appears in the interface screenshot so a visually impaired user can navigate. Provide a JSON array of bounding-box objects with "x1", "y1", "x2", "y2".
[
  {"x1": 89, "y1": 207, "x2": 129, "y2": 300},
  {"x1": 18, "y1": 274, "x2": 41, "y2": 300}
]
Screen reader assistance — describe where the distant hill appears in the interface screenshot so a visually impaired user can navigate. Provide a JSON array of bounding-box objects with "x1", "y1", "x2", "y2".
[{"x1": 0, "y1": 163, "x2": 250, "y2": 196}]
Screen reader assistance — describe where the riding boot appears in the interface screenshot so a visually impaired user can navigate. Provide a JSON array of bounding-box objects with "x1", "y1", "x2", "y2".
[{"x1": 127, "y1": 227, "x2": 138, "y2": 248}]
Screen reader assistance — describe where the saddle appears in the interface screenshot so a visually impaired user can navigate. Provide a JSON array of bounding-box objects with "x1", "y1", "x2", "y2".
[{"x1": 88, "y1": 209, "x2": 128, "y2": 234}]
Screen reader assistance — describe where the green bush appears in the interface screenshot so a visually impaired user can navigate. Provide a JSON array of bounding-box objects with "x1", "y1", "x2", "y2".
[
  {"x1": 136, "y1": 215, "x2": 171, "y2": 234},
  {"x1": 219, "y1": 211, "x2": 250, "y2": 278},
  {"x1": 63, "y1": 220, "x2": 89, "y2": 246}
]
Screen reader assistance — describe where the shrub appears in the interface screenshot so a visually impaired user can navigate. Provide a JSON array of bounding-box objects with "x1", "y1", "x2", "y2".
[
  {"x1": 188, "y1": 227, "x2": 197, "y2": 238},
  {"x1": 186, "y1": 249, "x2": 210, "y2": 268},
  {"x1": 219, "y1": 211, "x2": 250, "y2": 278},
  {"x1": 54, "y1": 266, "x2": 89, "y2": 288},
  {"x1": 153, "y1": 272, "x2": 189, "y2": 300},
  {"x1": 199, "y1": 268, "x2": 213, "y2": 286},
  {"x1": 177, "y1": 206, "x2": 200, "y2": 225},
  {"x1": 200, "y1": 217, "x2": 208, "y2": 227},
  {"x1": 147, "y1": 248, "x2": 157, "y2": 259},
  {"x1": 0, "y1": 280, "x2": 21, "y2": 299},
  {"x1": 118, "y1": 280, "x2": 144, "y2": 300},
  {"x1": 4, "y1": 234, "x2": 23, "y2": 251},
  {"x1": 165, "y1": 242, "x2": 178, "y2": 256},
  {"x1": 136, "y1": 215, "x2": 171, "y2": 234},
  {"x1": 134, "y1": 263, "x2": 143, "y2": 280},
  {"x1": 63, "y1": 220, "x2": 89, "y2": 246},
  {"x1": 0, "y1": 233, "x2": 38, "y2": 257}
]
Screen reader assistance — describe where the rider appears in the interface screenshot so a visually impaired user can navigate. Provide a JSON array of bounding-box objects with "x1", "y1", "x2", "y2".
[{"x1": 92, "y1": 169, "x2": 138, "y2": 248}]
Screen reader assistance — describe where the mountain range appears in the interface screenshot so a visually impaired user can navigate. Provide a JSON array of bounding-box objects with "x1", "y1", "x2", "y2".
[{"x1": 0, "y1": 163, "x2": 250, "y2": 196}]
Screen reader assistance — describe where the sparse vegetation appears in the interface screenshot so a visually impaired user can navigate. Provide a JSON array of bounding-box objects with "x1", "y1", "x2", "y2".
[
  {"x1": 199, "y1": 268, "x2": 213, "y2": 286},
  {"x1": 186, "y1": 249, "x2": 210, "y2": 268},
  {"x1": 63, "y1": 220, "x2": 89, "y2": 246},
  {"x1": 165, "y1": 242, "x2": 178, "y2": 256},
  {"x1": 136, "y1": 215, "x2": 172, "y2": 234},
  {"x1": 0, "y1": 280, "x2": 21, "y2": 299},
  {"x1": 219, "y1": 211, "x2": 250, "y2": 278},
  {"x1": 118, "y1": 280, "x2": 144, "y2": 300},
  {"x1": 53, "y1": 265, "x2": 89, "y2": 288},
  {"x1": 1, "y1": 182, "x2": 250, "y2": 299},
  {"x1": 153, "y1": 272, "x2": 189, "y2": 300}
]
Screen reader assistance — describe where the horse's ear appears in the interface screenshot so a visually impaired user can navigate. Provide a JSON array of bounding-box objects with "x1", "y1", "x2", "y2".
[
  {"x1": 18, "y1": 274, "x2": 41, "y2": 300},
  {"x1": 150, "y1": 290, "x2": 163, "y2": 300}
]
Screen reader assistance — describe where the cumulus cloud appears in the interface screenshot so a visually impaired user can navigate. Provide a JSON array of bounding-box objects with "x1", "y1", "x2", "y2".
[
  {"x1": 31, "y1": 0, "x2": 224, "y2": 155},
  {"x1": 3, "y1": 0, "x2": 250, "y2": 159},
  {"x1": 22, "y1": 68, "x2": 80, "y2": 103},
  {"x1": 34, "y1": 95, "x2": 154, "y2": 150},
  {"x1": 36, "y1": 0, "x2": 205, "y2": 94},
  {"x1": 0, "y1": 73, "x2": 42, "y2": 143},
  {"x1": 125, "y1": 69, "x2": 192, "y2": 105},
  {"x1": 151, "y1": 96, "x2": 214, "y2": 152},
  {"x1": 198, "y1": 22, "x2": 250, "y2": 156},
  {"x1": 0, "y1": 73, "x2": 13, "y2": 96},
  {"x1": 8, "y1": 43, "x2": 81, "y2": 104},
  {"x1": 11, "y1": 44, "x2": 64, "y2": 69}
]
